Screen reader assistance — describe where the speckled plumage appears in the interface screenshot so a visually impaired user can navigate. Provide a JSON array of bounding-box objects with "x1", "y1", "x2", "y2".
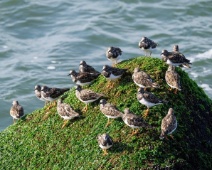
[
  {"x1": 41, "y1": 86, "x2": 69, "y2": 102},
  {"x1": 165, "y1": 65, "x2": 181, "y2": 91},
  {"x1": 75, "y1": 85, "x2": 103, "y2": 104},
  {"x1": 101, "y1": 65, "x2": 127, "y2": 80},
  {"x1": 100, "y1": 99, "x2": 122, "y2": 126},
  {"x1": 160, "y1": 108, "x2": 177, "y2": 139},
  {"x1": 132, "y1": 67, "x2": 159, "y2": 88},
  {"x1": 138, "y1": 36, "x2": 158, "y2": 56},
  {"x1": 57, "y1": 99, "x2": 80, "y2": 120},
  {"x1": 79, "y1": 60, "x2": 100, "y2": 74},
  {"x1": 68, "y1": 70, "x2": 100, "y2": 86},
  {"x1": 137, "y1": 87, "x2": 163, "y2": 109},
  {"x1": 161, "y1": 49, "x2": 191, "y2": 68},
  {"x1": 122, "y1": 108, "x2": 151, "y2": 129},
  {"x1": 10, "y1": 101, "x2": 24, "y2": 122},
  {"x1": 106, "y1": 46, "x2": 122, "y2": 65},
  {"x1": 97, "y1": 133, "x2": 113, "y2": 155}
]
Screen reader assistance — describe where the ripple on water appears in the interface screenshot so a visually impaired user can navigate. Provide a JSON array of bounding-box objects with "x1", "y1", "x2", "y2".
[{"x1": 47, "y1": 66, "x2": 56, "y2": 70}]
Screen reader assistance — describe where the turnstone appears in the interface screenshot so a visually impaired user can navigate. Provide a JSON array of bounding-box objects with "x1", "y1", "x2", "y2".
[
  {"x1": 41, "y1": 86, "x2": 69, "y2": 102},
  {"x1": 79, "y1": 60, "x2": 100, "y2": 74},
  {"x1": 137, "y1": 87, "x2": 163, "y2": 118},
  {"x1": 34, "y1": 85, "x2": 48, "y2": 104},
  {"x1": 160, "y1": 108, "x2": 177, "y2": 139},
  {"x1": 101, "y1": 65, "x2": 127, "y2": 88},
  {"x1": 161, "y1": 49, "x2": 191, "y2": 68},
  {"x1": 75, "y1": 85, "x2": 103, "y2": 112},
  {"x1": 106, "y1": 46, "x2": 122, "y2": 66},
  {"x1": 138, "y1": 36, "x2": 158, "y2": 56},
  {"x1": 68, "y1": 70, "x2": 100, "y2": 86},
  {"x1": 99, "y1": 99, "x2": 123, "y2": 127},
  {"x1": 97, "y1": 133, "x2": 113, "y2": 155},
  {"x1": 10, "y1": 100, "x2": 24, "y2": 123},
  {"x1": 34, "y1": 85, "x2": 44, "y2": 101},
  {"x1": 132, "y1": 67, "x2": 159, "y2": 89},
  {"x1": 165, "y1": 65, "x2": 181, "y2": 94},
  {"x1": 122, "y1": 108, "x2": 152, "y2": 135},
  {"x1": 41, "y1": 85, "x2": 69, "y2": 110},
  {"x1": 57, "y1": 99, "x2": 80, "y2": 128}
]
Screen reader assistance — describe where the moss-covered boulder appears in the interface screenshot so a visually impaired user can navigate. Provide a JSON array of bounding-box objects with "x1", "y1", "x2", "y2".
[{"x1": 0, "y1": 57, "x2": 212, "y2": 169}]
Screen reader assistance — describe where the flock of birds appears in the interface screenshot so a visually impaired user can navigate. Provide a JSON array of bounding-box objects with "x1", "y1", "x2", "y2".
[{"x1": 9, "y1": 36, "x2": 192, "y2": 155}]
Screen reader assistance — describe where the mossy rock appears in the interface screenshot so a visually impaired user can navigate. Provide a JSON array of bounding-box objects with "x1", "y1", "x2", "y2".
[{"x1": 0, "y1": 57, "x2": 212, "y2": 170}]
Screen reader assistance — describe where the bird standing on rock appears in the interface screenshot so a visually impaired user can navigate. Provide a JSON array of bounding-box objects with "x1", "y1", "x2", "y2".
[
  {"x1": 161, "y1": 49, "x2": 191, "y2": 68},
  {"x1": 101, "y1": 65, "x2": 127, "y2": 88},
  {"x1": 106, "y1": 46, "x2": 122, "y2": 66},
  {"x1": 75, "y1": 85, "x2": 103, "y2": 112},
  {"x1": 35, "y1": 85, "x2": 45, "y2": 101},
  {"x1": 165, "y1": 65, "x2": 181, "y2": 94},
  {"x1": 68, "y1": 70, "x2": 100, "y2": 86},
  {"x1": 34, "y1": 85, "x2": 49, "y2": 105},
  {"x1": 79, "y1": 60, "x2": 100, "y2": 74},
  {"x1": 160, "y1": 108, "x2": 177, "y2": 139},
  {"x1": 132, "y1": 67, "x2": 159, "y2": 89},
  {"x1": 10, "y1": 100, "x2": 24, "y2": 123},
  {"x1": 137, "y1": 87, "x2": 163, "y2": 118},
  {"x1": 138, "y1": 36, "x2": 158, "y2": 56},
  {"x1": 97, "y1": 133, "x2": 113, "y2": 156},
  {"x1": 99, "y1": 99, "x2": 123, "y2": 127},
  {"x1": 41, "y1": 86, "x2": 69, "y2": 110},
  {"x1": 57, "y1": 99, "x2": 80, "y2": 128},
  {"x1": 41, "y1": 86, "x2": 69, "y2": 102},
  {"x1": 122, "y1": 108, "x2": 152, "y2": 135}
]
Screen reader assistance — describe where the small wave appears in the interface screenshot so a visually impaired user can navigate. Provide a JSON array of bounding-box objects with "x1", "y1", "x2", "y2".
[
  {"x1": 190, "y1": 72, "x2": 198, "y2": 78},
  {"x1": 200, "y1": 84, "x2": 212, "y2": 93},
  {"x1": 47, "y1": 66, "x2": 56, "y2": 70},
  {"x1": 0, "y1": 45, "x2": 10, "y2": 53},
  {"x1": 190, "y1": 49, "x2": 212, "y2": 63}
]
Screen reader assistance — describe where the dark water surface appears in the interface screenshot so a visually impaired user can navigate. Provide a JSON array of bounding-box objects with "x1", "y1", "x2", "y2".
[{"x1": 0, "y1": 0, "x2": 212, "y2": 131}]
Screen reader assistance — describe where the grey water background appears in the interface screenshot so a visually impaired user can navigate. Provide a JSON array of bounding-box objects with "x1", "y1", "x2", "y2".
[{"x1": 0, "y1": 0, "x2": 211, "y2": 131}]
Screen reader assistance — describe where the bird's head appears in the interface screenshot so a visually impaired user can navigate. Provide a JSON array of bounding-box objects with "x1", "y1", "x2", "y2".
[
  {"x1": 35, "y1": 85, "x2": 41, "y2": 91},
  {"x1": 12, "y1": 100, "x2": 19, "y2": 106},
  {"x1": 41, "y1": 86, "x2": 48, "y2": 92},
  {"x1": 167, "y1": 108, "x2": 174, "y2": 116},
  {"x1": 99, "y1": 99, "x2": 107, "y2": 105},
  {"x1": 75, "y1": 85, "x2": 82, "y2": 91},
  {"x1": 173, "y1": 45, "x2": 179, "y2": 52},
  {"x1": 68, "y1": 70, "x2": 77, "y2": 76},
  {"x1": 80, "y1": 60, "x2": 86, "y2": 65}
]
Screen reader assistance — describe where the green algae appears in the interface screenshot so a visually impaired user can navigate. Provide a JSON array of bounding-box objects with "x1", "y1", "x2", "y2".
[{"x1": 0, "y1": 56, "x2": 211, "y2": 170}]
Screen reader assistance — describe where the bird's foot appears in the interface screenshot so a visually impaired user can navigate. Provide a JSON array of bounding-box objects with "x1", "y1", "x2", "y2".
[
  {"x1": 105, "y1": 121, "x2": 112, "y2": 128},
  {"x1": 143, "y1": 109, "x2": 149, "y2": 119},
  {"x1": 62, "y1": 120, "x2": 69, "y2": 128},
  {"x1": 131, "y1": 129, "x2": 139, "y2": 135},
  {"x1": 169, "y1": 135, "x2": 174, "y2": 140},
  {"x1": 106, "y1": 82, "x2": 115, "y2": 89},
  {"x1": 82, "y1": 105, "x2": 88, "y2": 112},
  {"x1": 103, "y1": 149, "x2": 108, "y2": 156}
]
